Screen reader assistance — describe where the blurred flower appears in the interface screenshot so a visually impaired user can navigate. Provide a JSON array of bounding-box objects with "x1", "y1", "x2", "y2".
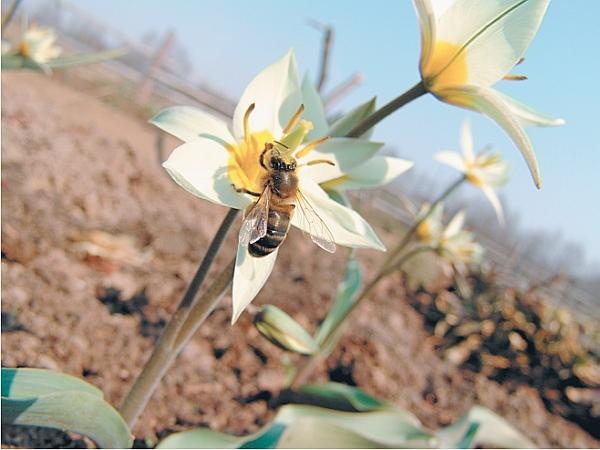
[
  {"x1": 151, "y1": 50, "x2": 386, "y2": 323},
  {"x1": 18, "y1": 25, "x2": 62, "y2": 65},
  {"x1": 415, "y1": 203, "x2": 483, "y2": 270},
  {"x1": 414, "y1": 0, "x2": 564, "y2": 188},
  {"x1": 436, "y1": 120, "x2": 508, "y2": 224}
]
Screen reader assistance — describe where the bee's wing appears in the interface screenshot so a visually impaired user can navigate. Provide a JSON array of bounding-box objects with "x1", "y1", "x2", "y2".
[
  {"x1": 239, "y1": 186, "x2": 270, "y2": 246},
  {"x1": 295, "y1": 189, "x2": 336, "y2": 253}
]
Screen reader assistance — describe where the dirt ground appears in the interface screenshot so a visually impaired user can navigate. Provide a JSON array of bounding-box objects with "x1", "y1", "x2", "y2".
[{"x1": 1, "y1": 71, "x2": 598, "y2": 448}]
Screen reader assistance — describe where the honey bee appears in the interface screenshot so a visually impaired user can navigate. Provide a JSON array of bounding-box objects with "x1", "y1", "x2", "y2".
[{"x1": 236, "y1": 141, "x2": 336, "y2": 257}]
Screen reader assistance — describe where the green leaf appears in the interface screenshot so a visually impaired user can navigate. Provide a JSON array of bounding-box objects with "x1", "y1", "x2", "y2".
[
  {"x1": 1, "y1": 54, "x2": 46, "y2": 71},
  {"x1": 314, "y1": 256, "x2": 362, "y2": 346},
  {"x1": 436, "y1": 406, "x2": 535, "y2": 449},
  {"x1": 328, "y1": 97, "x2": 377, "y2": 138},
  {"x1": 45, "y1": 48, "x2": 127, "y2": 69},
  {"x1": 2, "y1": 367, "x2": 103, "y2": 398},
  {"x1": 297, "y1": 382, "x2": 387, "y2": 412},
  {"x1": 254, "y1": 305, "x2": 320, "y2": 355},
  {"x1": 1, "y1": 368, "x2": 132, "y2": 449},
  {"x1": 158, "y1": 404, "x2": 432, "y2": 449}
]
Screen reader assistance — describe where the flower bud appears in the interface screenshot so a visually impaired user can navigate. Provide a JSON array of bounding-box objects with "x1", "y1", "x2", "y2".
[{"x1": 254, "y1": 305, "x2": 319, "y2": 356}]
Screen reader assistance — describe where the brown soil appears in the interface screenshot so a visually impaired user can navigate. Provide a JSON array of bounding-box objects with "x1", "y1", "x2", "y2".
[{"x1": 1, "y1": 71, "x2": 598, "y2": 448}]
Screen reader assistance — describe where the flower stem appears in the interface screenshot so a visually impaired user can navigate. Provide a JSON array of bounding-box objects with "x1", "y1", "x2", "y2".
[
  {"x1": 290, "y1": 246, "x2": 428, "y2": 389},
  {"x1": 120, "y1": 209, "x2": 238, "y2": 428},
  {"x1": 346, "y1": 81, "x2": 427, "y2": 138}
]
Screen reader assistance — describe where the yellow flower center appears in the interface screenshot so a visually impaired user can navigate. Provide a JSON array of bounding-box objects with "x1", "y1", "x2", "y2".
[
  {"x1": 226, "y1": 103, "x2": 329, "y2": 195},
  {"x1": 422, "y1": 41, "x2": 468, "y2": 91},
  {"x1": 415, "y1": 220, "x2": 433, "y2": 242}
]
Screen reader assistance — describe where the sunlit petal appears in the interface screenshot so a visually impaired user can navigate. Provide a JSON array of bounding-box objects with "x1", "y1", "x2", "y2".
[
  {"x1": 321, "y1": 156, "x2": 413, "y2": 191},
  {"x1": 232, "y1": 50, "x2": 301, "y2": 140},
  {"x1": 460, "y1": 119, "x2": 474, "y2": 160},
  {"x1": 495, "y1": 91, "x2": 565, "y2": 127},
  {"x1": 480, "y1": 183, "x2": 505, "y2": 225},
  {"x1": 162, "y1": 138, "x2": 249, "y2": 209},
  {"x1": 435, "y1": 150, "x2": 467, "y2": 172},
  {"x1": 300, "y1": 74, "x2": 329, "y2": 140},
  {"x1": 232, "y1": 243, "x2": 279, "y2": 323},
  {"x1": 150, "y1": 106, "x2": 234, "y2": 143}
]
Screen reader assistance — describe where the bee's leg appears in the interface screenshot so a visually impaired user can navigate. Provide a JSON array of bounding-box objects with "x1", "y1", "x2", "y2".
[
  {"x1": 299, "y1": 159, "x2": 335, "y2": 167},
  {"x1": 231, "y1": 183, "x2": 261, "y2": 197},
  {"x1": 259, "y1": 144, "x2": 272, "y2": 170}
]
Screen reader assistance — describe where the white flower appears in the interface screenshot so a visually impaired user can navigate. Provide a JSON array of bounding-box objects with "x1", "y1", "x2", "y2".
[
  {"x1": 414, "y1": 203, "x2": 483, "y2": 270},
  {"x1": 151, "y1": 51, "x2": 387, "y2": 323},
  {"x1": 18, "y1": 25, "x2": 62, "y2": 65},
  {"x1": 414, "y1": 0, "x2": 564, "y2": 188},
  {"x1": 435, "y1": 120, "x2": 508, "y2": 224}
]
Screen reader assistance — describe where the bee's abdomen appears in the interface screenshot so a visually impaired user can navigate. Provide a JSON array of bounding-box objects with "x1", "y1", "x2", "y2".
[{"x1": 249, "y1": 208, "x2": 291, "y2": 257}]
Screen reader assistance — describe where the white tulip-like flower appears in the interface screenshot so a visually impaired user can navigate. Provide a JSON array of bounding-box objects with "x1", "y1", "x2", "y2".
[
  {"x1": 152, "y1": 51, "x2": 389, "y2": 323},
  {"x1": 414, "y1": 0, "x2": 564, "y2": 188},
  {"x1": 415, "y1": 203, "x2": 483, "y2": 270},
  {"x1": 18, "y1": 25, "x2": 62, "y2": 64},
  {"x1": 436, "y1": 120, "x2": 508, "y2": 224}
]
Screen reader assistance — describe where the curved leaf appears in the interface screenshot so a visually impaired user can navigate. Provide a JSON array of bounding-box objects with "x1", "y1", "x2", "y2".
[
  {"x1": 297, "y1": 382, "x2": 387, "y2": 412},
  {"x1": 2, "y1": 367, "x2": 103, "y2": 398},
  {"x1": 2, "y1": 392, "x2": 132, "y2": 449}
]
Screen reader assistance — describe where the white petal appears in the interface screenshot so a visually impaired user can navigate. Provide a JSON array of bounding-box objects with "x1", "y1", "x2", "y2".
[
  {"x1": 496, "y1": 91, "x2": 565, "y2": 127},
  {"x1": 328, "y1": 97, "x2": 377, "y2": 138},
  {"x1": 435, "y1": 150, "x2": 467, "y2": 173},
  {"x1": 292, "y1": 179, "x2": 385, "y2": 251},
  {"x1": 162, "y1": 138, "x2": 250, "y2": 209},
  {"x1": 299, "y1": 138, "x2": 383, "y2": 184},
  {"x1": 413, "y1": 0, "x2": 436, "y2": 70},
  {"x1": 444, "y1": 210, "x2": 466, "y2": 237},
  {"x1": 460, "y1": 119, "x2": 474, "y2": 160},
  {"x1": 439, "y1": 85, "x2": 541, "y2": 188},
  {"x1": 232, "y1": 50, "x2": 301, "y2": 140},
  {"x1": 480, "y1": 183, "x2": 505, "y2": 225},
  {"x1": 321, "y1": 156, "x2": 413, "y2": 191},
  {"x1": 437, "y1": 0, "x2": 550, "y2": 86},
  {"x1": 301, "y1": 74, "x2": 329, "y2": 140},
  {"x1": 150, "y1": 106, "x2": 234, "y2": 143},
  {"x1": 232, "y1": 243, "x2": 278, "y2": 324}
]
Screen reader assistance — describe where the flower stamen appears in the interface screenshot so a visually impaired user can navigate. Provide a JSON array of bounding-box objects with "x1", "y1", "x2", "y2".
[
  {"x1": 295, "y1": 136, "x2": 329, "y2": 159},
  {"x1": 243, "y1": 103, "x2": 256, "y2": 145},
  {"x1": 282, "y1": 104, "x2": 305, "y2": 135}
]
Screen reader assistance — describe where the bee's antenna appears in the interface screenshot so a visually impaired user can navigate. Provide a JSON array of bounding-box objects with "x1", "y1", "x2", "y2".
[{"x1": 273, "y1": 140, "x2": 289, "y2": 149}]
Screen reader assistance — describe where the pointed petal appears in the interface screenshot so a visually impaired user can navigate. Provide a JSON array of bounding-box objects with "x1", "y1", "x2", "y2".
[
  {"x1": 231, "y1": 243, "x2": 278, "y2": 324},
  {"x1": 437, "y1": 0, "x2": 550, "y2": 86},
  {"x1": 291, "y1": 179, "x2": 386, "y2": 251},
  {"x1": 301, "y1": 73, "x2": 329, "y2": 140},
  {"x1": 232, "y1": 50, "x2": 302, "y2": 140},
  {"x1": 321, "y1": 156, "x2": 413, "y2": 191},
  {"x1": 444, "y1": 210, "x2": 466, "y2": 237},
  {"x1": 162, "y1": 138, "x2": 250, "y2": 209},
  {"x1": 480, "y1": 183, "x2": 505, "y2": 225},
  {"x1": 328, "y1": 97, "x2": 377, "y2": 138},
  {"x1": 150, "y1": 106, "x2": 234, "y2": 143},
  {"x1": 438, "y1": 85, "x2": 541, "y2": 188},
  {"x1": 413, "y1": 0, "x2": 436, "y2": 71},
  {"x1": 460, "y1": 119, "x2": 474, "y2": 160},
  {"x1": 299, "y1": 138, "x2": 383, "y2": 184},
  {"x1": 435, "y1": 150, "x2": 467, "y2": 173},
  {"x1": 496, "y1": 91, "x2": 565, "y2": 127}
]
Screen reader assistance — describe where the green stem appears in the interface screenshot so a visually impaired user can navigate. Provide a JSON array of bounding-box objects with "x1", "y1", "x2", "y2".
[
  {"x1": 1, "y1": 0, "x2": 22, "y2": 35},
  {"x1": 120, "y1": 209, "x2": 238, "y2": 428},
  {"x1": 346, "y1": 81, "x2": 427, "y2": 138}
]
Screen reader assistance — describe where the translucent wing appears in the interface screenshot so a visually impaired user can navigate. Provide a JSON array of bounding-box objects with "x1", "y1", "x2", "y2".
[
  {"x1": 295, "y1": 189, "x2": 336, "y2": 253},
  {"x1": 239, "y1": 186, "x2": 270, "y2": 246}
]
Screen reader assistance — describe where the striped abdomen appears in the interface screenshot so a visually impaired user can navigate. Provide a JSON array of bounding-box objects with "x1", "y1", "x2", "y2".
[{"x1": 249, "y1": 204, "x2": 292, "y2": 257}]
